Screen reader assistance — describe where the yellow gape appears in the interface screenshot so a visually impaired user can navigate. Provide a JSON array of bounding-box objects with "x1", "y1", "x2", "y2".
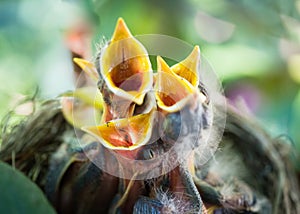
[{"x1": 99, "y1": 18, "x2": 152, "y2": 105}]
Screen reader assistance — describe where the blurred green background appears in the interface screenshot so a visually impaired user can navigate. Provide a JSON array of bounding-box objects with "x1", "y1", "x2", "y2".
[{"x1": 0, "y1": 0, "x2": 300, "y2": 164}]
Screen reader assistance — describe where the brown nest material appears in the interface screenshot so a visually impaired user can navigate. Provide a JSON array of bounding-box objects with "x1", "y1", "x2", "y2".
[
  {"x1": 195, "y1": 107, "x2": 300, "y2": 214},
  {"x1": 0, "y1": 100, "x2": 71, "y2": 187},
  {"x1": 0, "y1": 99, "x2": 299, "y2": 213}
]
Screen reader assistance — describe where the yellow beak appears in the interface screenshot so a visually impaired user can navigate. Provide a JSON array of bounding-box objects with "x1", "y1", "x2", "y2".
[
  {"x1": 73, "y1": 58, "x2": 99, "y2": 82},
  {"x1": 82, "y1": 110, "x2": 155, "y2": 150},
  {"x1": 155, "y1": 56, "x2": 195, "y2": 112},
  {"x1": 99, "y1": 18, "x2": 152, "y2": 105},
  {"x1": 171, "y1": 45, "x2": 200, "y2": 88}
]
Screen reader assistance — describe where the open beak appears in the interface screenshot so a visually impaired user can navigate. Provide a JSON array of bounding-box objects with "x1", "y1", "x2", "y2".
[
  {"x1": 155, "y1": 56, "x2": 195, "y2": 113},
  {"x1": 171, "y1": 46, "x2": 208, "y2": 104},
  {"x1": 171, "y1": 45, "x2": 200, "y2": 88},
  {"x1": 82, "y1": 110, "x2": 155, "y2": 151},
  {"x1": 99, "y1": 18, "x2": 152, "y2": 105},
  {"x1": 73, "y1": 58, "x2": 99, "y2": 82}
]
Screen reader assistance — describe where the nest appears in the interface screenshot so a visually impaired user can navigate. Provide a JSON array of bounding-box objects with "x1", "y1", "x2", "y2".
[
  {"x1": 0, "y1": 100, "x2": 71, "y2": 187},
  {"x1": 203, "y1": 107, "x2": 300, "y2": 213},
  {"x1": 0, "y1": 99, "x2": 299, "y2": 213}
]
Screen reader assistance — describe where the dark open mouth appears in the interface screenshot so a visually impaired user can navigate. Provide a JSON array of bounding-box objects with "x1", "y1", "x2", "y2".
[
  {"x1": 156, "y1": 92, "x2": 178, "y2": 107},
  {"x1": 110, "y1": 58, "x2": 143, "y2": 92}
]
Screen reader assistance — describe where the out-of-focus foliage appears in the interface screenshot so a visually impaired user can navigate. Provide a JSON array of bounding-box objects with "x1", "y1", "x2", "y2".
[
  {"x1": 0, "y1": 0, "x2": 300, "y2": 164},
  {"x1": 0, "y1": 162, "x2": 56, "y2": 213}
]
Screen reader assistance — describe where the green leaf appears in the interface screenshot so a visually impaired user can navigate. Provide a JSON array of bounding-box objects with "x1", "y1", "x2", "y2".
[{"x1": 0, "y1": 162, "x2": 56, "y2": 214}]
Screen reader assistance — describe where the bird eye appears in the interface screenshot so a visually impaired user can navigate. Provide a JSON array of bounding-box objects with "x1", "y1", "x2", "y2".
[
  {"x1": 143, "y1": 148, "x2": 155, "y2": 160},
  {"x1": 149, "y1": 149, "x2": 154, "y2": 159},
  {"x1": 198, "y1": 82, "x2": 210, "y2": 104}
]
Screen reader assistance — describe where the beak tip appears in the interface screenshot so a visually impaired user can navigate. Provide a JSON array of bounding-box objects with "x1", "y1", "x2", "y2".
[
  {"x1": 73, "y1": 57, "x2": 86, "y2": 67},
  {"x1": 112, "y1": 17, "x2": 132, "y2": 41},
  {"x1": 191, "y1": 45, "x2": 200, "y2": 60},
  {"x1": 117, "y1": 17, "x2": 125, "y2": 25},
  {"x1": 156, "y1": 56, "x2": 163, "y2": 64},
  {"x1": 73, "y1": 58, "x2": 99, "y2": 81},
  {"x1": 73, "y1": 57, "x2": 85, "y2": 67},
  {"x1": 157, "y1": 56, "x2": 171, "y2": 73},
  {"x1": 81, "y1": 126, "x2": 90, "y2": 134},
  {"x1": 81, "y1": 126, "x2": 99, "y2": 139},
  {"x1": 194, "y1": 45, "x2": 200, "y2": 53}
]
